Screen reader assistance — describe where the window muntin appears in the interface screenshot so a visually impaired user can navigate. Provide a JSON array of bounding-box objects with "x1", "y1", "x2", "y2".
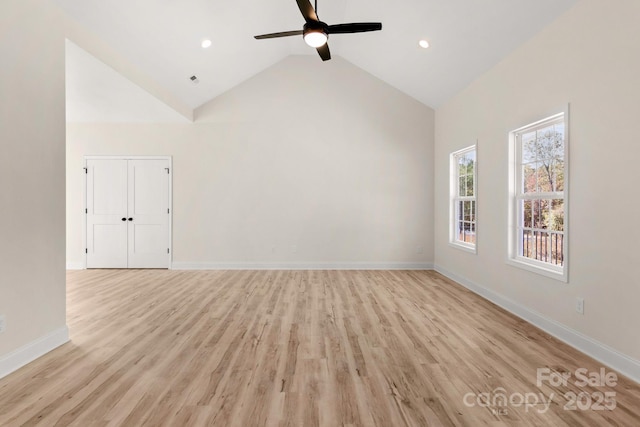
[
  {"x1": 451, "y1": 146, "x2": 477, "y2": 251},
  {"x1": 511, "y1": 113, "x2": 567, "y2": 278}
]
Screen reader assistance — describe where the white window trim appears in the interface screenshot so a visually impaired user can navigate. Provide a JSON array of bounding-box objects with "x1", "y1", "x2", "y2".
[
  {"x1": 507, "y1": 106, "x2": 569, "y2": 282},
  {"x1": 449, "y1": 144, "x2": 477, "y2": 254}
]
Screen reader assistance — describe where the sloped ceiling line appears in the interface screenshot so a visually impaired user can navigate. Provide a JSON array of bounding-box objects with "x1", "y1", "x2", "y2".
[{"x1": 56, "y1": 0, "x2": 578, "y2": 122}]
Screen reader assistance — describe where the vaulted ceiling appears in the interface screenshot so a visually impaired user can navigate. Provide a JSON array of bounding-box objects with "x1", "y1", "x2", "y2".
[{"x1": 56, "y1": 0, "x2": 578, "y2": 121}]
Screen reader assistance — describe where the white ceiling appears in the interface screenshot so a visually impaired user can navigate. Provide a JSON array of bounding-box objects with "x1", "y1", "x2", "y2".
[{"x1": 56, "y1": 0, "x2": 578, "y2": 118}]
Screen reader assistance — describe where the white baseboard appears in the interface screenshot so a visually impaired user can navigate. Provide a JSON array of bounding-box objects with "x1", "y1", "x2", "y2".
[
  {"x1": 434, "y1": 265, "x2": 640, "y2": 385},
  {"x1": 66, "y1": 262, "x2": 84, "y2": 270},
  {"x1": 0, "y1": 326, "x2": 70, "y2": 380},
  {"x1": 171, "y1": 262, "x2": 434, "y2": 271}
]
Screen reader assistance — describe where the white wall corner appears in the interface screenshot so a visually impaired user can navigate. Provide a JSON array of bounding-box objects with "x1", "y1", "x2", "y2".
[
  {"x1": 0, "y1": 326, "x2": 70, "y2": 380},
  {"x1": 171, "y1": 262, "x2": 434, "y2": 271},
  {"x1": 434, "y1": 265, "x2": 640, "y2": 385}
]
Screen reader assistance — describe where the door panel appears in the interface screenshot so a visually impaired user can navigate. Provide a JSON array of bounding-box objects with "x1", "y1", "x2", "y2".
[
  {"x1": 127, "y1": 159, "x2": 170, "y2": 268},
  {"x1": 132, "y1": 164, "x2": 165, "y2": 215},
  {"x1": 86, "y1": 159, "x2": 128, "y2": 268},
  {"x1": 90, "y1": 224, "x2": 128, "y2": 267},
  {"x1": 132, "y1": 224, "x2": 164, "y2": 253},
  {"x1": 92, "y1": 162, "x2": 127, "y2": 215}
]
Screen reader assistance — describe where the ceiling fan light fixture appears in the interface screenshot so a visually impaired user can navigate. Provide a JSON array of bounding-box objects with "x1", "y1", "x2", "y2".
[
  {"x1": 254, "y1": 0, "x2": 382, "y2": 61},
  {"x1": 304, "y1": 30, "x2": 328, "y2": 48}
]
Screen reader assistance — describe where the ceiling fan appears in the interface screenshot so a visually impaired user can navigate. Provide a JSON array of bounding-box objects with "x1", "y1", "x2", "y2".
[{"x1": 254, "y1": 0, "x2": 382, "y2": 61}]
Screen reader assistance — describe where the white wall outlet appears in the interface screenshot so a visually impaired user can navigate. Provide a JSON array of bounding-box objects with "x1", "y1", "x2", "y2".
[
  {"x1": 576, "y1": 297, "x2": 585, "y2": 315},
  {"x1": 417, "y1": 246, "x2": 424, "y2": 254},
  {"x1": 271, "y1": 246, "x2": 276, "y2": 254},
  {"x1": 0, "y1": 315, "x2": 6, "y2": 333},
  {"x1": 292, "y1": 245, "x2": 297, "y2": 254}
]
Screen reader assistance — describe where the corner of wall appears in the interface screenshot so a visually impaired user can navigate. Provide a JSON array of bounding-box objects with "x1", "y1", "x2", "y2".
[{"x1": 0, "y1": 327, "x2": 70, "y2": 380}]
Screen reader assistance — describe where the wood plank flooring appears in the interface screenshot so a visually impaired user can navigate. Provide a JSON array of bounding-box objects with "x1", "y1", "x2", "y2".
[{"x1": 0, "y1": 270, "x2": 638, "y2": 426}]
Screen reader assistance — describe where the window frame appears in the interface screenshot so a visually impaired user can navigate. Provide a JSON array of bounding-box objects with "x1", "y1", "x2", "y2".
[
  {"x1": 507, "y1": 108, "x2": 569, "y2": 282},
  {"x1": 449, "y1": 144, "x2": 478, "y2": 253}
]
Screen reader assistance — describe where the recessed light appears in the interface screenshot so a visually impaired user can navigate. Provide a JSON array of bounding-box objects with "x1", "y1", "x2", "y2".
[
  {"x1": 201, "y1": 39, "x2": 212, "y2": 49},
  {"x1": 419, "y1": 39, "x2": 430, "y2": 49}
]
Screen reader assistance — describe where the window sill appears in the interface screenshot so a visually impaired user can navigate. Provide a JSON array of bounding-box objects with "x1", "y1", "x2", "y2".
[
  {"x1": 449, "y1": 241, "x2": 477, "y2": 254},
  {"x1": 506, "y1": 257, "x2": 568, "y2": 283}
]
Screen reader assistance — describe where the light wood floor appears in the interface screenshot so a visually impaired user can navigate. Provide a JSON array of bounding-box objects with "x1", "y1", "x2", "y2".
[{"x1": 1, "y1": 270, "x2": 639, "y2": 426}]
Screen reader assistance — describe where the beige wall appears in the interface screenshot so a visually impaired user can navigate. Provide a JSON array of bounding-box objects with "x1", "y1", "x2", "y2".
[
  {"x1": 435, "y1": 0, "x2": 640, "y2": 361},
  {"x1": 0, "y1": 1, "x2": 67, "y2": 356},
  {"x1": 67, "y1": 56, "x2": 435, "y2": 267}
]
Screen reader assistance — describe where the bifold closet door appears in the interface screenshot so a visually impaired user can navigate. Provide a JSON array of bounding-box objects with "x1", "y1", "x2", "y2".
[
  {"x1": 86, "y1": 158, "x2": 170, "y2": 269},
  {"x1": 86, "y1": 159, "x2": 129, "y2": 268}
]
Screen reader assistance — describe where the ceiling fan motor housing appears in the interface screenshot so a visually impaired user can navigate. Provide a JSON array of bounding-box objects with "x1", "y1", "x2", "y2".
[{"x1": 303, "y1": 20, "x2": 329, "y2": 39}]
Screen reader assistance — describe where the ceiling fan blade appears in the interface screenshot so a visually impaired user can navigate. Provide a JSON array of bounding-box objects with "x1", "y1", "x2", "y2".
[
  {"x1": 327, "y1": 22, "x2": 382, "y2": 34},
  {"x1": 316, "y1": 43, "x2": 331, "y2": 61},
  {"x1": 296, "y1": 0, "x2": 318, "y2": 23},
  {"x1": 254, "y1": 30, "x2": 303, "y2": 40}
]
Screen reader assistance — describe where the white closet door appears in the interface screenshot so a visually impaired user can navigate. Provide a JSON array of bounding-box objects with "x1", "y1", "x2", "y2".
[
  {"x1": 127, "y1": 159, "x2": 170, "y2": 268},
  {"x1": 86, "y1": 159, "x2": 128, "y2": 268}
]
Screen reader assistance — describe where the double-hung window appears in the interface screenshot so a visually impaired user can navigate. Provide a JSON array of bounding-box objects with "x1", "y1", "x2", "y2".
[
  {"x1": 450, "y1": 145, "x2": 477, "y2": 252},
  {"x1": 509, "y1": 111, "x2": 568, "y2": 281}
]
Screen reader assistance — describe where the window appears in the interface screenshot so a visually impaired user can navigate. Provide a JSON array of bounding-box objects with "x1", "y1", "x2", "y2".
[
  {"x1": 509, "y1": 111, "x2": 568, "y2": 281},
  {"x1": 450, "y1": 145, "x2": 477, "y2": 252}
]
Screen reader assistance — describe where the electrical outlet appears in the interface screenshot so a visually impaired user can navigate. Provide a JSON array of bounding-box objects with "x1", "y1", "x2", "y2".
[
  {"x1": 576, "y1": 297, "x2": 585, "y2": 315},
  {"x1": 417, "y1": 246, "x2": 424, "y2": 254},
  {"x1": 292, "y1": 245, "x2": 297, "y2": 254},
  {"x1": 0, "y1": 315, "x2": 6, "y2": 334},
  {"x1": 271, "y1": 246, "x2": 276, "y2": 254}
]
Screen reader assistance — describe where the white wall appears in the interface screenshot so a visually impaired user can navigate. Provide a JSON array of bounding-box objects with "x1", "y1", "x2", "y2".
[
  {"x1": 67, "y1": 56, "x2": 435, "y2": 268},
  {"x1": 0, "y1": 0, "x2": 68, "y2": 368},
  {"x1": 435, "y1": 0, "x2": 640, "y2": 365}
]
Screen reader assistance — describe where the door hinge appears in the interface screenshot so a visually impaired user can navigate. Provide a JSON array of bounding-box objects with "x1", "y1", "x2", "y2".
[
  {"x1": 85, "y1": 248, "x2": 88, "y2": 254},
  {"x1": 167, "y1": 208, "x2": 170, "y2": 214},
  {"x1": 85, "y1": 208, "x2": 88, "y2": 214},
  {"x1": 167, "y1": 248, "x2": 170, "y2": 254}
]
